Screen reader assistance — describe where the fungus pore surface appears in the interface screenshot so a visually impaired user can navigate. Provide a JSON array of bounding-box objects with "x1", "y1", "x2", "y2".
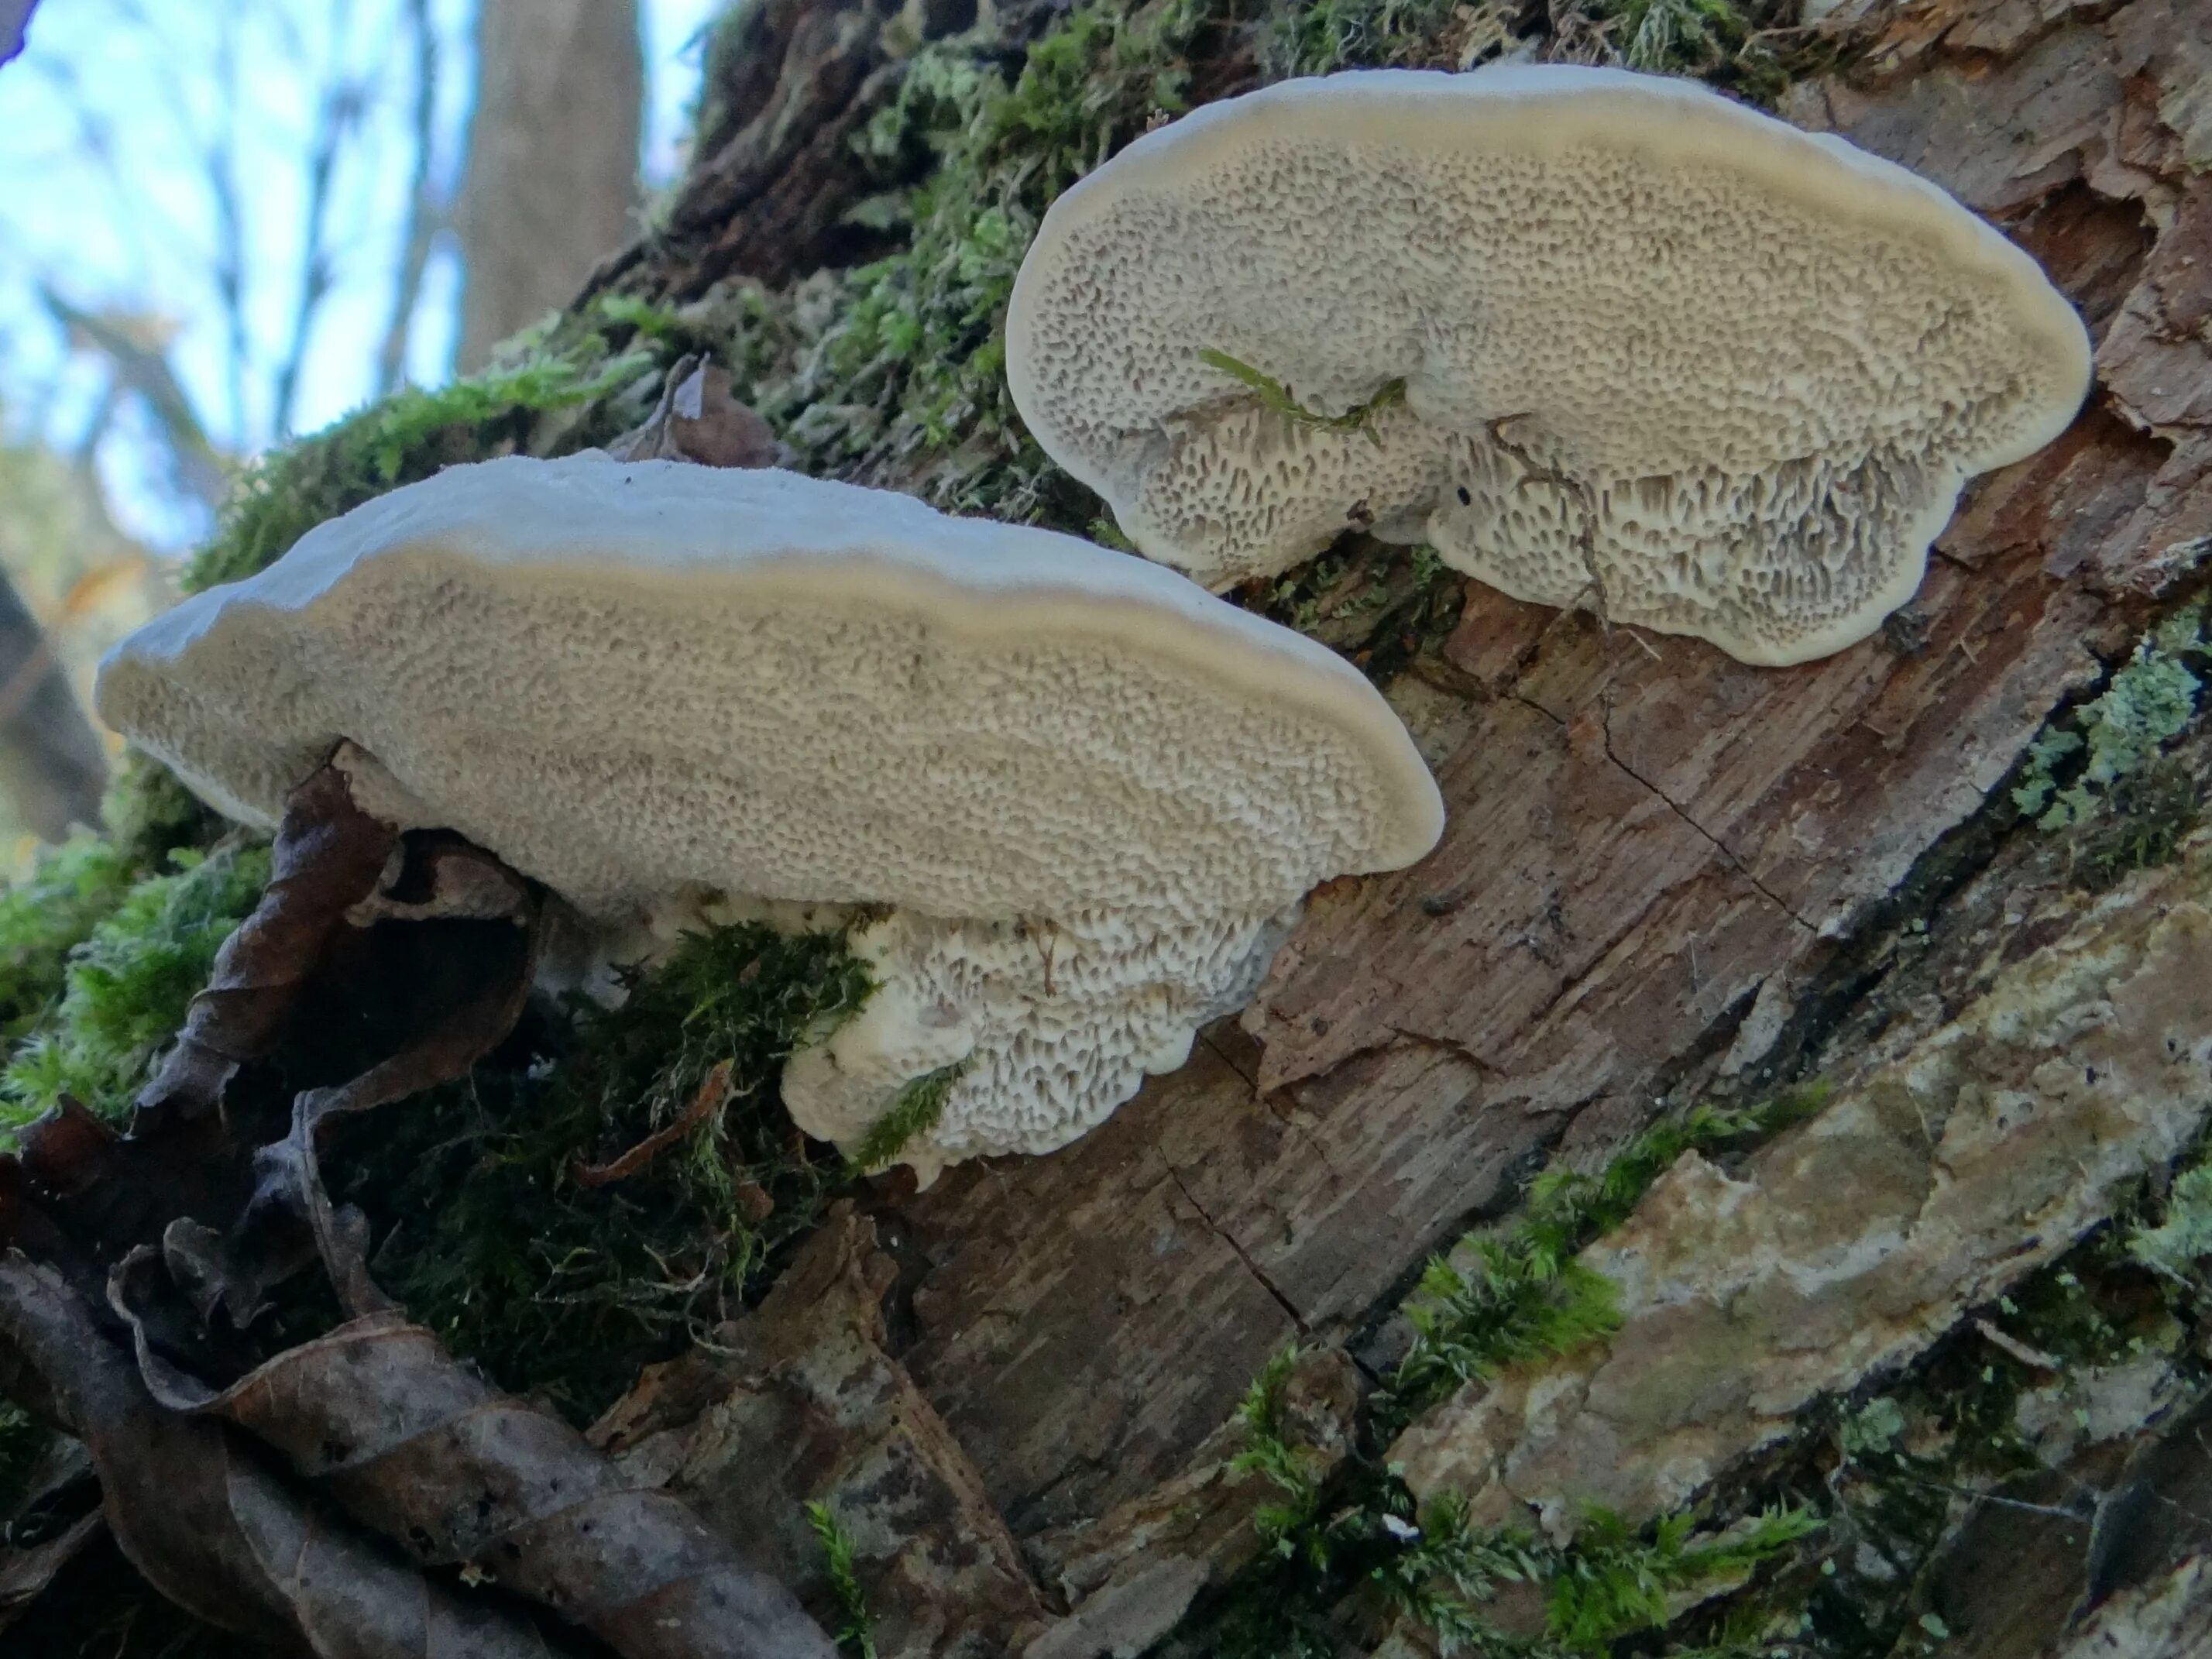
[
  {"x1": 1005, "y1": 65, "x2": 2092, "y2": 665},
  {"x1": 97, "y1": 455, "x2": 1441, "y2": 1173}
]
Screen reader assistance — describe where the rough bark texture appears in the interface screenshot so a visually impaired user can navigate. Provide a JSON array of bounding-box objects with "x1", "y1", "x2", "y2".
[
  {"x1": 880, "y1": 0, "x2": 2212, "y2": 1544},
  {"x1": 29, "y1": 0, "x2": 2210, "y2": 1650},
  {"x1": 553, "y1": 0, "x2": 2212, "y2": 1649}
]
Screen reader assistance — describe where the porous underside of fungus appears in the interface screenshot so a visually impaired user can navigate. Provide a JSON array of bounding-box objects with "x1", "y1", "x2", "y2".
[
  {"x1": 98, "y1": 455, "x2": 1441, "y2": 1171},
  {"x1": 1005, "y1": 65, "x2": 2092, "y2": 665},
  {"x1": 781, "y1": 903, "x2": 1302, "y2": 1183}
]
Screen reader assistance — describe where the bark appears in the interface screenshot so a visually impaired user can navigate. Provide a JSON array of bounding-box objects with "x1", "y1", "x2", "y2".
[
  {"x1": 455, "y1": 0, "x2": 644, "y2": 372},
  {"x1": 555, "y1": 0, "x2": 2212, "y2": 1652}
]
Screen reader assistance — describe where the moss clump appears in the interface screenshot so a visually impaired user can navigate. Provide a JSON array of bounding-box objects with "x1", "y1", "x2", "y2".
[
  {"x1": 184, "y1": 335, "x2": 660, "y2": 594},
  {"x1": 0, "y1": 837, "x2": 136, "y2": 1044},
  {"x1": 1264, "y1": 0, "x2": 1466, "y2": 77},
  {"x1": 2014, "y1": 600, "x2": 2207, "y2": 833},
  {"x1": 844, "y1": 1060, "x2": 963, "y2": 1176},
  {"x1": 709, "y1": 0, "x2": 1230, "y2": 527},
  {"x1": 805, "y1": 1498, "x2": 881, "y2": 1659},
  {"x1": 2131, "y1": 1158, "x2": 2212, "y2": 1292},
  {"x1": 335, "y1": 920, "x2": 871, "y2": 1420},
  {"x1": 1384, "y1": 1088, "x2": 1830, "y2": 1431},
  {"x1": 1266, "y1": 0, "x2": 1795, "y2": 100},
  {"x1": 0, "y1": 840, "x2": 271, "y2": 1134},
  {"x1": 1595, "y1": 0, "x2": 1791, "y2": 90},
  {"x1": 1185, "y1": 1085, "x2": 1836, "y2": 1656},
  {"x1": 98, "y1": 749, "x2": 222, "y2": 872}
]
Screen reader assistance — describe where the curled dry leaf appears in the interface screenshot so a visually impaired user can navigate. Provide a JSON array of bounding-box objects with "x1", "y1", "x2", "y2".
[
  {"x1": 111, "y1": 1250, "x2": 839, "y2": 1659},
  {"x1": 0, "y1": 1254, "x2": 578, "y2": 1657},
  {"x1": 0, "y1": 1513, "x2": 101, "y2": 1636},
  {"x1": 606, "y1": 355, "x2": 781, "y2": 468},
  {"x1": 134, "y1": 760, "x2": 400, "y2": 1131}
]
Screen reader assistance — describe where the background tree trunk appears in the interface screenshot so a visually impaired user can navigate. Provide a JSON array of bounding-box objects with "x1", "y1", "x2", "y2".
[
  {"x1": 455, "y1": 0, "x2": 644, "y2": 372},
  {"x1": 0, "y1": 571, "x2": 104, "y2": 844}
]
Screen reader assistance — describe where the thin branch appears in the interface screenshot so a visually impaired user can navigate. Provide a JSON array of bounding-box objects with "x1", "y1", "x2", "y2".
[
  {"x1": 40, "y1": 287, "x2": 227, "y2": 511},
  {"x1": 271, "y1": 0, "x2": 366, "y2": 438},
  {"x1": 376, "y1": 0, "x2": 446, "y2": 396},
  {"x1": 208, "y1": 8, "x2": 252, "y2": 443}
]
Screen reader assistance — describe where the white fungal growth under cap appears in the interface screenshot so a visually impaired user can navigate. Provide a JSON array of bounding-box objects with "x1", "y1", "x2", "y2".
[
  {"x1": 1005, "y1": 64, "x2": 2094, "y2": 666},
  {"x1": 95, "y1": 455, "x2": 1442, "y2": 1176}
]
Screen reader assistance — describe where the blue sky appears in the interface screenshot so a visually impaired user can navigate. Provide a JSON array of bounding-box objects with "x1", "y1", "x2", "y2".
[{"x1": 0, "y1": 0, "x2": 720, "y2": 548}]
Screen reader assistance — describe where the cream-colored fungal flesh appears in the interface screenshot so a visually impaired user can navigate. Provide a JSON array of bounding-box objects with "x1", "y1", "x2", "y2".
[
  {"x1": 1005, "y1": 64, "x2": 2093, "y2": 665},
  {"x1": 97, "y1": 455, "x2": 1442, "y2": 1173}
]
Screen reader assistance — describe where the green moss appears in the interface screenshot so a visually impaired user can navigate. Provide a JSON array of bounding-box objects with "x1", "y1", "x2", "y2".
[
  {"x1": 702, "y1": 0, "x2": 1230, "y2": 527},
  {"x1": 805, "y1": 1499, "x2": 881, "y2": 1659},
  {"x1": 98, "y1": 750, "x2": 220, "y2": 871},
  {"x1": 1265, "y1": 0, "x2": 1465, "y2": 77},
  {"x1": 844, "y1": 1060, "x2": 963, "y2": 1176},
  {"x1": 2131, "y1": 1160, "x2": 2212, "y2": 1291},
  {"x1": 337, "y1": 920, "x2": 871, "y2": 1420},
  {"x1": 1384, "y1": 1087, "x2": 1831, "y2": 1430},
  {"x1": 184, "y1": 334, "x2": 658, "y2": 594},
  {"x1": 0, "y1": 840, "x2": 271, "y2": 1133},
  {"x1": 1231, "y1": 1345, "x2": 1332, "y2": 1564},
  {"x1": 1197, "y1": 349, "x2": 1407, "y2": 438},
  {"x1": 1187, "y1": 1085, "x2": 1836, "y2": 1656},
  {"x1": 1595, "y1": 0, "x2": 1788, "y2": 91},
  {"x1": 2014, "y1": 600, "x2": 2208, "y2": 832},
  {"x1": 0, "y1": 837, "x2": 136, "y2": 1045}
]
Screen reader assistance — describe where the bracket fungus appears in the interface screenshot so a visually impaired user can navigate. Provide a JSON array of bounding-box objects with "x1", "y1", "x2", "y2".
[
  {"x1": 1005, "y1": 64, "x2": 2093, "y2": 665},
  {"x1": 95, "y1": 455, "x2": 1441, "y2": 1180}
]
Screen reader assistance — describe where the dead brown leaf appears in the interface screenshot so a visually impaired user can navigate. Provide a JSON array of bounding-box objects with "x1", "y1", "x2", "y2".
[
  {"x1": 606, "y1": 356, "x2": 781, "y2": 468},
  {"x1": 0, "y1": 1254, "x2": 579, "y2": 1656},
  {"x1": 112, "y1": 1249, "x2": 838, "y2": 1659},
  {"x1": 134, "y1": 761, "x2": 400, "y2": 1131}
]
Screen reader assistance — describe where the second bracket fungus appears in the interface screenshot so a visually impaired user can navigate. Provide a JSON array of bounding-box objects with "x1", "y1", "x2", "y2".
[
  {"x1": 96, "y1": 456, "x2": 1443, "y2": 1180},
  {"x1": 1005, "y1": 65, "x2": 2093, "y2": 666}
]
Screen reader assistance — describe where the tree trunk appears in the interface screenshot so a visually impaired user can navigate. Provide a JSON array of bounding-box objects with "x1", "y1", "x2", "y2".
[
  {"x1": 0, "y1": 569, "x2": 105, "y2": 844},
  {"x1": 455, "y1": 0, "x2": 644, "y2": 372},
  {"x1": 16, "y1": 0, "x2": 2210, "y2": 1654},
  {"x1": 566, "y1": 1, "x2": 2212, "y2": 1653}
]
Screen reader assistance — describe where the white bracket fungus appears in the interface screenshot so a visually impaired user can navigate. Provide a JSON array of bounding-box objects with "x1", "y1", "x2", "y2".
[
  {"x1": 97, "y1": 455, "x2": 1442, "y2": 1179},
  {"x1": 1005, "y1": 65, "x2": 2094, "y2": 665}
]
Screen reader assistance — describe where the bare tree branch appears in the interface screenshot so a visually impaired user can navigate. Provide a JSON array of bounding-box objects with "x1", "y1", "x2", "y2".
[
  {"x1": 40, "y1": 289, "x2": 227, "y2": 513},
  {"x1": 271, "y1": 0, "x2": 366, "y2": 438},
  {"x1": 375, "y1": 0, "x2": 445, "y2": 397}
]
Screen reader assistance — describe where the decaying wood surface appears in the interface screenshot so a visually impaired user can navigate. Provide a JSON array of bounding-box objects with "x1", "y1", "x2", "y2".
[
  {"x1": 866, "y1": 0, "x2": 2212, "y2": 1558},
  {"x1": 555, "y1": 2, "x2": 2212, "y2": 1647},
  {"x1": 30, "y1": 0, "x2": 2184, "y2": 1652}
]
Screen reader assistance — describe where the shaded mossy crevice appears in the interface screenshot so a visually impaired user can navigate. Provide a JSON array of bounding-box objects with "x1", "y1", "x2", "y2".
[{"x1": 328, "y1": 919, "x2": 874, "y2": 1422}]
